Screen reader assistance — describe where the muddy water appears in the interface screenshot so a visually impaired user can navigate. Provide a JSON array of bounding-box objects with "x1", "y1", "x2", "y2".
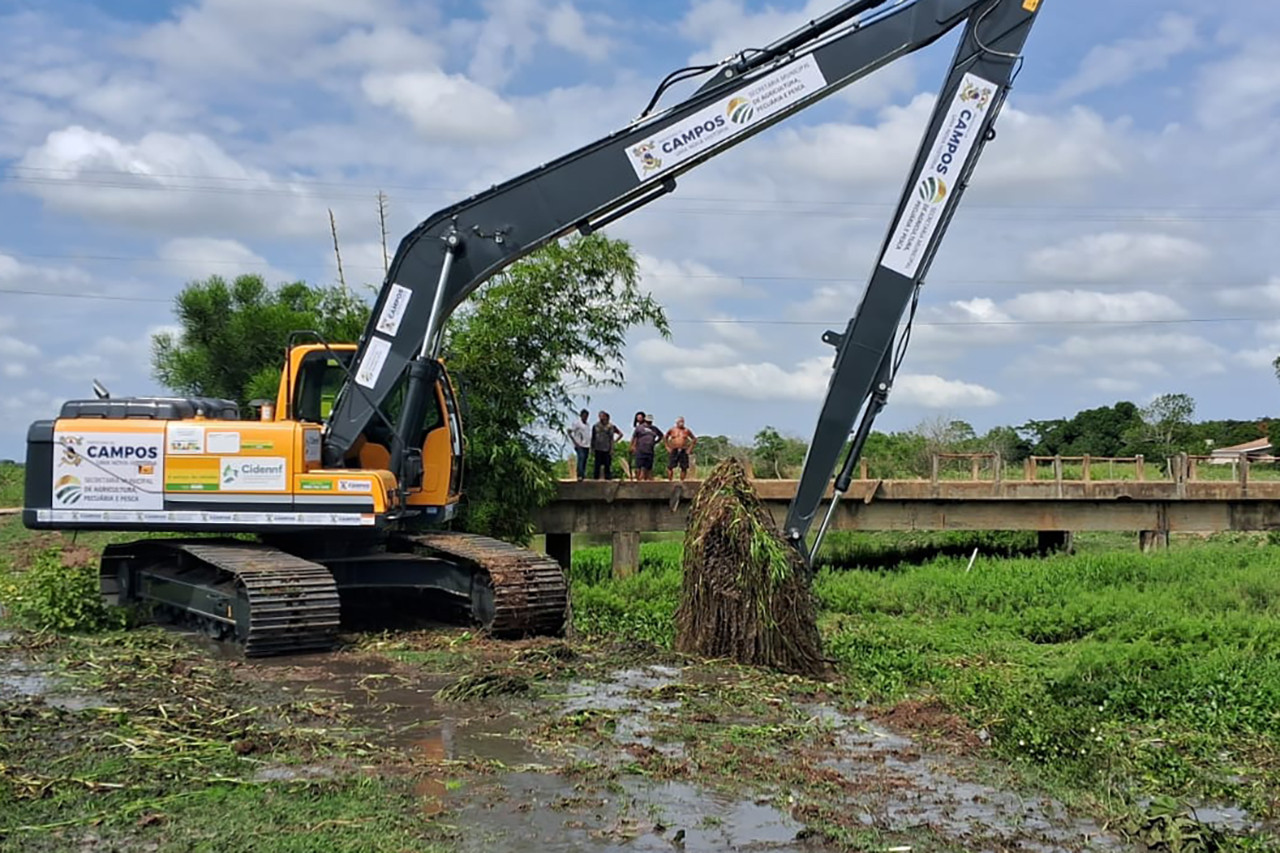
[
  {"x1": 0, "y1": 655, "x2": 102, "y2": 711},
  {"x1": 241, "y1": 650, "x2": 1130, "y2": 851},
  {"x1": 447, "y1": 773, "x2": 809, "y2": 853}
]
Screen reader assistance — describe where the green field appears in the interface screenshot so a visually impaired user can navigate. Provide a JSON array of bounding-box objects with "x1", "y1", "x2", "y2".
[{"x1": 3, "y1": 465, "x2": 1280, "y2": 848}]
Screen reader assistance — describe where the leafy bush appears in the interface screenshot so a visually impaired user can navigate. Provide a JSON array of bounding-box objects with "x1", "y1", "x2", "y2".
[{"x1": 2, "y1": 547, "x2": 124, "y2": 633}]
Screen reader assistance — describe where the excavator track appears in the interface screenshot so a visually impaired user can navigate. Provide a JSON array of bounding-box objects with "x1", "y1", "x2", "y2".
[
  {"x1": 102, "y1": 540, "x2": 340, "y2": 657},
  {"x1": 400, "y1": 532, "x2": 569, "y2": 637}
]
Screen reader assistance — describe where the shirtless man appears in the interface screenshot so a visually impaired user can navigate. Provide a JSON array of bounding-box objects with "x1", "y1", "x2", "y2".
[{"x1": 664, "y1": 416, "x2": 697, "y2": 481}]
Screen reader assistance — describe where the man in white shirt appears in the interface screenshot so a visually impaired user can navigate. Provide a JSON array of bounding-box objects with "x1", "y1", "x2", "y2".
[{"x1": 567, "y1": 408, "x2": 591, "y2": 481}]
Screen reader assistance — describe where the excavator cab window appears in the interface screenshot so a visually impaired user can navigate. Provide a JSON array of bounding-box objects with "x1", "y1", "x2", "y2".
[{"x1": 293, "y1": 350, "x2": 352, "y2": 423}]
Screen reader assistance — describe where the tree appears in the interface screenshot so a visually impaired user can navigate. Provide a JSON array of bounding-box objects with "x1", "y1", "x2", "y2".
[
  {"x1": 442, "y1": 234, "x2": 667, "y2": 542},
  {"x1": 152, "y1": 236, "x2": 666, "y2": 545},
  {"x1": 694, "y1": 435, "x2": 750, "y2": 468},
  {"x1": 152, "y1": 274, "x2": 368, "y2": 406},
  {"x1": 753, "y1": 427, "x2": 788, "y2": 478},
  {"x1": 1019, "y1": 402, "x2": 1141, "y2": 457},
  {"x1": 1122, "y1": 393, "x2": 1196, "y2": 460}
]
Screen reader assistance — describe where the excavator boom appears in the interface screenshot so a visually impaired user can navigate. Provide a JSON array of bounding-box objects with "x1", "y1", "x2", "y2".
[{"x1": 323, "y1": 0, "x2": 1046, "y2": 559}]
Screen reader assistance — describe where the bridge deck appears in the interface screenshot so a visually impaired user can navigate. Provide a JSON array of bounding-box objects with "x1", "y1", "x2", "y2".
[{"x1": 534, "y1": 454, "x2": 1280, "y2": 574}]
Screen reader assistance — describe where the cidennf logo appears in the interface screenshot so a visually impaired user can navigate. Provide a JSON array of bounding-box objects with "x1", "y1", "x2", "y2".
[
  {"x1": 726, "y1": 97, "x2": 754, "y2": 125},
  {"x1": 917, "y1": 176, "x2": 948, "y2": 204}
]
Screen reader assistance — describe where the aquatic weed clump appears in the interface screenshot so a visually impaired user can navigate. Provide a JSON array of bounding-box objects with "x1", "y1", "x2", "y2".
[{"x1": 675, "y1": 458, "x2": 825, "y2": 677}]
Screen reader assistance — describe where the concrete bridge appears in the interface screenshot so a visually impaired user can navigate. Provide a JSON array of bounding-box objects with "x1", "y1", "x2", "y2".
[{"x1": 536, "y1": 453, "x2": 1280, "y2": 575}]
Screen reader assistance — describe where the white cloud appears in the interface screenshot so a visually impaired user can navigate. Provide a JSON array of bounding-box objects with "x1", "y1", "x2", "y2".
[
  {"x1": 679, "y1": 0, "x2": 831, "y2": 67},
  {"x1": 1055, "y1": 14, "x2": 1197, "y2": 100},
  {"x1": 158, "y1": 238, "x2": 293, "y2": 284},
  {"x1": 892, "y1": 374, "x2": 1001, "y2": 408},
  {"x1": 759, "y1": 98, "x2": 1125, "y2": 199},
  {"x1": 1025, "y1": 233, "x2": 1210, "y2": 283},
  {"x1": 663, "y1": 355, "x2": 831, "y2": 401},
  {"x1": 973, "y1": 105, "x2": 1126, "y2": 193},
  {"x1": 636, "y1": 254, "x2": 751, "y2": 303},
  {"x1": 705, "y1": 317, "x2": 765, "y2": 350},
  {"x1": 1022, "y1": 332, "x2": 1226, "y2": 379},
  {"x1": 1233, "y1": 347, "x2": 1276, "y2": 370},
  {"x1": 0, "y1": 251, "x2": 91, "y2": 292},
  {"x1": 361, "y1": 70, "x2": 521, "y2": 143},
  {"x1": 16, "y1": 126, "x2": 330, "y2": 236},
  {"x1": 1217, "y1": 277, "x2": 1280, "y2": 310},
  {"x1": 0, "y1": 335, "x2": 39, "y2": 360},
  {"x1": 1091, "y1": 377, "x2": 1141, "y2": 394},
  {"x1": 635, "y1": 338, "x2": 738, "y2": 367},
  {"x1": 131, "y1": 0, "x2": 396, "y2": 78},
  {"x1": 1194, "y1": 43, "x2": 1280, "y2": 128},
  {"x1": 1002, "y1": 290, "x2": 1186, "y2": 323},
  {"x1": 545, "y1": 4, "x2": 611, "y2": 62},
  {"x1": 661, "y1": 354, "x2": 998, "y2": 408}
]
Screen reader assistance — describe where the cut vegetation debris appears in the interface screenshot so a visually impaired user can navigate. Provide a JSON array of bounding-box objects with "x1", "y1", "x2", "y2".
[
  {"x1": 675, "y1": 458, "x2": 826, "y2": 677},
  {"x1": 434, "y1": 673, "x2": 531, "y2": 702}
]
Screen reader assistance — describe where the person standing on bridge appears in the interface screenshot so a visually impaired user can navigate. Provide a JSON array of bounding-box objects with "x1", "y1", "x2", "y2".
[
  {"x1": 592, "y1": 411, "x2": 624, "y2": 480},
  {"x1": 568, "y1": 408, "x2": 591, "y2": 481},
  {"x1": 664, "y1": 416, "x2": 697, "y2": 482},
  {"x1": 631, "y1": 413, "x2": 662, "y2": 481}
]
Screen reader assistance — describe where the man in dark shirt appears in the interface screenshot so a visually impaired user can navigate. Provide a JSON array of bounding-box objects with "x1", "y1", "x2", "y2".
[
  {"x1": 591, "y1": 411, "x2": 624, "y2": 479},
  {"x1": 631, "y1": 414, "x2": 662, "y2": 480}
]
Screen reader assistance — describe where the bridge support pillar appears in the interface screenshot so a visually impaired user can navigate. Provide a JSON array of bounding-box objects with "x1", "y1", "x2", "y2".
[
  {"x1": 1139, "y1": 530, "x2": 1170, "y2": 552},
  {"x1": 612, "y1": 531, "x2": 640, "y2": 578},
  {"x1": 545, "y1": 532, "x2": 572, "y2": 572},
  {"x1": 1037, "y1": 531, "x2": 1074, "y2": 554}
]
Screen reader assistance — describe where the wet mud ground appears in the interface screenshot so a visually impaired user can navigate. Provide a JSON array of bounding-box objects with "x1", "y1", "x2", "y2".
[{"x1": 0, "y1": 623, "x2": 1150, "y2": 852}]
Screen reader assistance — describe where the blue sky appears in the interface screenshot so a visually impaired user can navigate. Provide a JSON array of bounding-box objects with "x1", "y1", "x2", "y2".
[{"x1": 1, "y1": 0, "x2": 1279, "y2": 459}]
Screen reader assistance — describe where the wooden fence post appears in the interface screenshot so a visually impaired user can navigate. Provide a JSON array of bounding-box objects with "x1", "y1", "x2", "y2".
[{"x1": 1082, "y1": 454, "x2": 1091, "y2": 483}]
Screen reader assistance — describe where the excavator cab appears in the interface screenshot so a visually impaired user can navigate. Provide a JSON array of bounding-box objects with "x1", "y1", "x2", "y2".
[{"x1": 273, "y1": 343, "x2": 464, "y2": 513}]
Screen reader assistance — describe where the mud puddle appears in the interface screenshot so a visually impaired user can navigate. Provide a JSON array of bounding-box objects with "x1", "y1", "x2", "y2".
[
  {"x1": 554, "y1": 664, "x2": 1125, "y2": 852},
  {"x1": 823, "y1": 718, "x2": 1118, "y2": 850},
  {"x1": 446, "y1": 773, "x2": 808, "y2": 852},
  {"x1": 0, "y1": 655, "x2": 104, "y2": 711}
]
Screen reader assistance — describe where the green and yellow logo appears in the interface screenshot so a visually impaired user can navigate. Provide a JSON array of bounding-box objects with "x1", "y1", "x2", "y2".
[
  {"x1": 300, "y1": 478, "x2": 331, "y2": 491},
  {"x1": 918, "y1": 176, "x2": 947, "y2": 204},
  {"x1": 726, "y1": 97, "x2": 754, "y2": 125},
  {"x1": 54, "y1": 475, "x2": 82, "y2": 504}
]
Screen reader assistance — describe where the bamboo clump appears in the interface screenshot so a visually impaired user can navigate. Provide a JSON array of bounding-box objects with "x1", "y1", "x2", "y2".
[{"x1": 674, "y1": 458, "x2": 826, "y2": 677}]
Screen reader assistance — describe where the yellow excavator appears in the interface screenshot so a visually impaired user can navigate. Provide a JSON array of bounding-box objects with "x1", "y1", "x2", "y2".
[{"x1": 23, "y1": 0, "x2": 1044, "y2": 654}]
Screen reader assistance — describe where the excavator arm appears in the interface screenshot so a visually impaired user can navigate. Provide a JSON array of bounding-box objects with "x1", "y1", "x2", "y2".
[{"x1": 322, "y1": 0, "x2": 1045, "y2": 560}]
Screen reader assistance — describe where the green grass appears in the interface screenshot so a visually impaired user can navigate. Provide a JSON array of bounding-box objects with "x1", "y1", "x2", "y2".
[
  {"x1": 571, "y1": 541, "x2": 682, "y2": 645},
  {"x1": 0, "y1": 463, "x2": 22, "y2": 506},
  {"x1": 570, "y1": 534, "x2": 1280, "y2": 821}
]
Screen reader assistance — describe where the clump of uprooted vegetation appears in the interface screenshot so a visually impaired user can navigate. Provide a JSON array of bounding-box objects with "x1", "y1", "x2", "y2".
[{"x1": 674, "y1": 458, "x2": 825, "y2": 677}]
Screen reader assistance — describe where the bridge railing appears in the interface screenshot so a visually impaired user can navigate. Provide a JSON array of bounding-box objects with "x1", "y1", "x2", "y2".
[{"x1": 561, "y1": 450, "x2": 1280, "y2": 485}]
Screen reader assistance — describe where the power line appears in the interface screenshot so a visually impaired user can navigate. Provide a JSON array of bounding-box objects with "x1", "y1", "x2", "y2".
[
  {"x1": 0, "y1": 288, "x2": 1272, "y2": 328},
  {"x1": 2, "y1": 252, "x2": 1274, "y2": 291},
  {"x1": 6, "y1": 166, "x2": 1280, "y2": 221}
]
